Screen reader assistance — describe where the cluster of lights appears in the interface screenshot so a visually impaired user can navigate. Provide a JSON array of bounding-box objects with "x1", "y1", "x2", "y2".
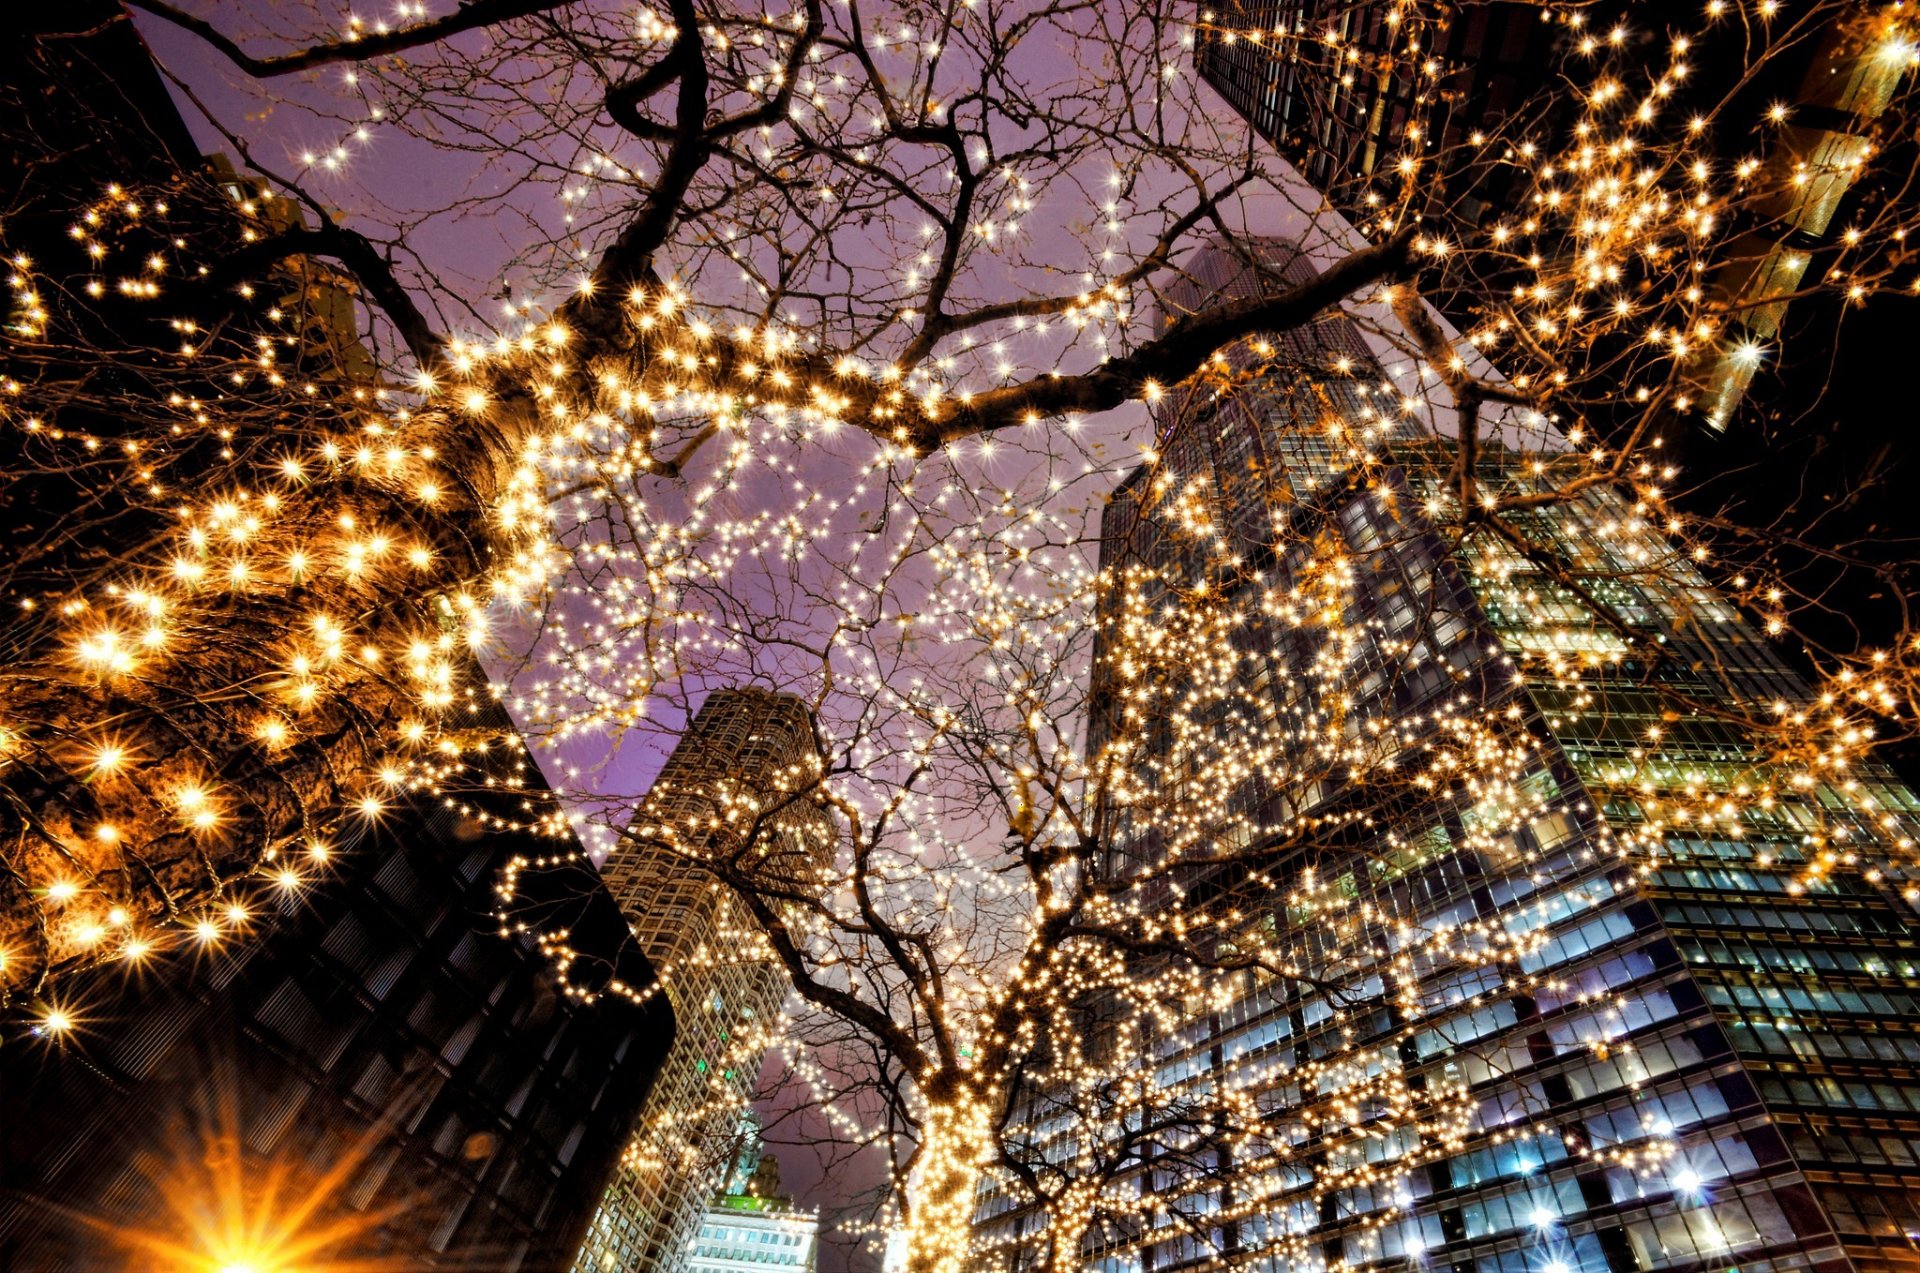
[
  {"x1": 0, "y1": 185, "x2": 582, "y2": 1021},
  {"x1": 2, "y1": 3, "x2": 1918, "y2": 1271}
]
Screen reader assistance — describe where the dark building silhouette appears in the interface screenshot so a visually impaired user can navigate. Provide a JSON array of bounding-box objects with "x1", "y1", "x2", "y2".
[
  {"x1": 0, "y1": 727, "x2": 672, "y2": 1270},
  {"x1": 0, "y1": 1, "x2": 377, "y2": 619},
  {"x1": 1192, "y1": 0, "x2": 1915, "y2": 429},
  {"x1": 0, "y1": 8, "x2": 675, "y2": 1269},
  {"x1": 1, "y1": 3, "x2": 201, "y2": 201}
]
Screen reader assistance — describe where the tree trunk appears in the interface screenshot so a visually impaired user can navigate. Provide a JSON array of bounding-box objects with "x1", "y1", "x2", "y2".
[
  {"x1": 904, "y1": 1095, "x2": 997, "y2": 1273},
  {"x1": 1038, "y1": 1179, "x2": 1099, "y2": 1273}
]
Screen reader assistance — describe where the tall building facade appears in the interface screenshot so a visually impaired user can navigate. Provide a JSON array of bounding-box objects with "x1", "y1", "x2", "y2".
[
  {"x1": 1193, "y1": 1, "x2": 1567, "y2": 217},
  {"x1": 577, "y1": 689, "x2": 833, "y2": 1273},
  {"x1": 1192, "y1": 0, "x2": 1907, "y2": 425},
  {"x1": 0, "y1": 703, "x2": 673, "y2": 1270},
  {"x1": 973, "y1": 242, "x2": 1920, "y2": 1273},
  {"x1": 0, "y1": 12, "x2": 674, "y2": 1268}
]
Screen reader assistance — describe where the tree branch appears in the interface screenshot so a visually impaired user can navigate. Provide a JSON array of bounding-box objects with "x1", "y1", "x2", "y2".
[
  {"x1": 124, "y1": 0, "x2": 584, "y2": 78},
  {"x1": 909, "y1": 231, "x2": 1420, "y2": 447}
]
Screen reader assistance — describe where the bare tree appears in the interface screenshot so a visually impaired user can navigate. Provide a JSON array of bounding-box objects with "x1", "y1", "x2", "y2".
[{"x1": 4, "y1": 2, "x2": 1920, "y2": 1270}]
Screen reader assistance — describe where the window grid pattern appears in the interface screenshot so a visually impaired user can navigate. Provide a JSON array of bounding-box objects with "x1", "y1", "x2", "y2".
[
  {"x1": 578, "y1": 690, "x2": 830, "y2": 1273},
  {"x1": 0, "y1": 727, "x2": 666, "y2": 1272},
  {"x1": 686, "y1": 1202, "x2": 820, "y2": 1272},
  {"x1": 974, "y1": 244, "x2": 1920, "y2": 1273}
]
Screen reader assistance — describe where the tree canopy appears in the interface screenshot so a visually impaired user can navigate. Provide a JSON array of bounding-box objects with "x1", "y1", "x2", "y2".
[{"x1": 4, "y1": 2, "x2": 1920, "y2": 1269}]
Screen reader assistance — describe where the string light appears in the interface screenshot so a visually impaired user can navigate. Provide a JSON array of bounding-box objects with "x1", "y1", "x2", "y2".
[{"x1": 1, "y1": 5, "x2": 1916, "y2": 1270}]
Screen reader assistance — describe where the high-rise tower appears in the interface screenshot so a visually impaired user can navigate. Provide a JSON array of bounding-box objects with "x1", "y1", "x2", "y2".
[
  {"x1": 0, "y1": 697, "x2": 673, "y2": 1271},
  {"x1": 1190, "y1": 1, "x2": 1908, "y2": 425},
  {"x1": 0, "y1": 11, "x2": 674, "y2": 1266},
  {"x1": 577, "y1": 689, "x2": 832, "y2": 1273},
  {"x1": 974, "y1": 241, "x2": 1920, "y2": 1273}
]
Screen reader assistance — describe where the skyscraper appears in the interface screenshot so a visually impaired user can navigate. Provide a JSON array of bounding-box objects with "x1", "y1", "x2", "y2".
[
  {"x1": 1191, "y1": 1, "x2": 1906, "y2": 426},
  {"x1": 974, "y1": 241, "x2": 1920, "y2": 1272},
  {"x1": 1193, "y1": 1, "x2": 1564, "y2": 215},
  {"x1": 0, "y1": 11, "x2": 675, "y2": 1267},
  {"x1": 0, "y1": 697, "x2": 674, "y2": 1271},
  {"x1": 577, "y1": 688, "x2": 833, "y2": 1273}
]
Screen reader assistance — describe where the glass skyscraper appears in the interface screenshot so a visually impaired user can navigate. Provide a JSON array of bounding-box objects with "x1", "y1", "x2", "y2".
[
  {"x1": 1190, "y1": 0, "x2": 1905, "y2": 427},
  {"x1": 971, "y1": 242, "x2": 1920, "y2": 1273}
]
